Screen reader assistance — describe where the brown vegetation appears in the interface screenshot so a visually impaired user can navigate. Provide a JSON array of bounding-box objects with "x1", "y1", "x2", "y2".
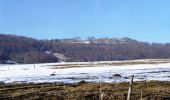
[
  {"x1": 2, "y1": 34, "x2": 170, "y2": 64},
  {"x1": 49, "y1": 59, "x2": 170, "y2": 69},
  {"x1": 0, "y1": 81, "x2": 170, "y2": 100}
]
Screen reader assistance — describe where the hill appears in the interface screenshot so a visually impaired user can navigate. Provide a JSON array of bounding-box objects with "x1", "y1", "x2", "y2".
[{"x1": 1, "y1": 34, "x2": 170, "y2": 63}]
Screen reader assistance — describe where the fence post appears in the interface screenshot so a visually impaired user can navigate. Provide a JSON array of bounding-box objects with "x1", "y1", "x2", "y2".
[
  {"x1": 140, "y1": 90, "x2": 143, "y2": 100},
  {"x1": 127, "y1": 75, "x2": 134, "y2": 100},
  {"x1": 99, "y1": 83, "x2": 104, "y2": 100}
]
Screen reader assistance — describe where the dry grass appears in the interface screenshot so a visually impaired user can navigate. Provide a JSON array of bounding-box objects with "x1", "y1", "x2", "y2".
[
  {"x1": 48, "y1": 59, "x2": 170, "y2": 69},
  {"x1": 0, "y1": 81, "x2": 170, "y2": 100}
]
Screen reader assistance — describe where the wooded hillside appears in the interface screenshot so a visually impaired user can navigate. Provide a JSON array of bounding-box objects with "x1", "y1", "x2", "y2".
[{"x1": 1, "y1": 34, "x2": 170, "y2": 63}]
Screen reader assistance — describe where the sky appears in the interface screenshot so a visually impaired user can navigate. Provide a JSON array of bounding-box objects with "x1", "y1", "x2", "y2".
[{"x1": 0, "y1": 0, "x2": 170, "y2": 43}]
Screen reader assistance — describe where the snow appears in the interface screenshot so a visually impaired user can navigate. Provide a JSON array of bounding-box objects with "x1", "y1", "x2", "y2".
[{"x1": 0, "y1": 62, "x2": 170, "y2": 83}]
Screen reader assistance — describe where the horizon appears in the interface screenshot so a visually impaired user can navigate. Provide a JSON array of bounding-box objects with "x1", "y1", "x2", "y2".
[
  {"x1": 1, "y1": 33, "x2": 169, "y2": 44},
  {"x1": 0, "y1": 0, "x2": 170, "y2": 43}
]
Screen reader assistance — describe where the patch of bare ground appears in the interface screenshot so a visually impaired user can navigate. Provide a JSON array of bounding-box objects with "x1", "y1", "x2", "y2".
[
  {"x1": 0, "y1": 81, "x2": 170, "y2": 100},
  {"x1": 49, "y1": 59, "x2": 170, "y2": 69}
]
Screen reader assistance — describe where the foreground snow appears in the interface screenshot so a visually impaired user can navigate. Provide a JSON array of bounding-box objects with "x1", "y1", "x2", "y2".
[{"x1": 0, "y1": 61, "x2": 170, "y2": 83}]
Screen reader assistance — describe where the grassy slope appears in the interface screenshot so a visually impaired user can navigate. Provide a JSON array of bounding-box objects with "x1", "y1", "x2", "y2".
[{"x1": 0, "y1": 81, "x2": 170, "y2": 100}]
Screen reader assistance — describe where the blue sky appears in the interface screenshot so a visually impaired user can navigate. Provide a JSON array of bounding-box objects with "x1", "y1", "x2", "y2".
[{"x1": 0, "y1": 0, "x2": 170, "y2": 43}]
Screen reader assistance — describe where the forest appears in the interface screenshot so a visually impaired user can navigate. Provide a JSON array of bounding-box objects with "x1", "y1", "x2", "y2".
[{"x1": 1, "y1": 34, "x2": 170, "y2": 64}]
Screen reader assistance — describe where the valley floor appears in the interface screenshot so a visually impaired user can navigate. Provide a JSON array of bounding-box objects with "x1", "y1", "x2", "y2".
[{"x1": 0, "y1": 59, "x2": 170, "y2": 83}]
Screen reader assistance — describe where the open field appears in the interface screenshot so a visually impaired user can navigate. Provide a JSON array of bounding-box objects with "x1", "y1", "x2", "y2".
[
  {"x1": 0, "y1": 59, "x2": 170, "y2": 83},
  {"x1": 0, "y1": 59, "x2": 170, "y2": 100},
  {"x1": 0, "y1": 81, "x2": 170, "y2": 100}
]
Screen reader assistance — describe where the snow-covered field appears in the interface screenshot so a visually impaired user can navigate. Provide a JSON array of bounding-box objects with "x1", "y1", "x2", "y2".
[{"x1": 0, "y1": 60, "x2": 170, "y2": 83}]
